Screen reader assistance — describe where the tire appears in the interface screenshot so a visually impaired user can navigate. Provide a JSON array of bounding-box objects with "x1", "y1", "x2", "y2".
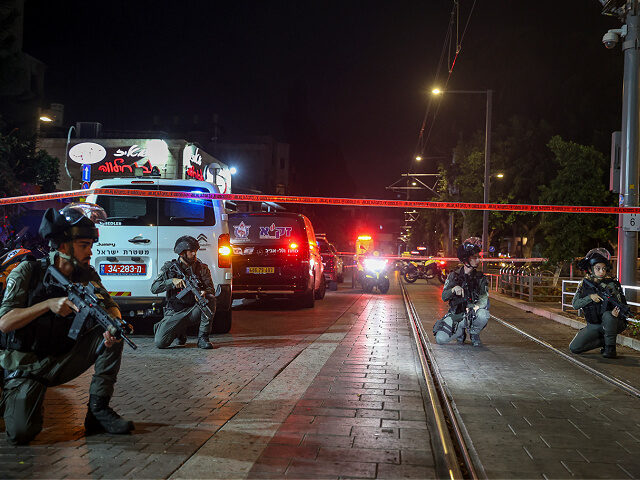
[
  {"x1": 424, "y1": 267, "x2": 436, "y2": 280},
  {"x1": 315, "y1": 275, "x2": 326, "y2": 299},
  {"x1": 363, "y1": 282, "x2": 374, "y2": 293},
  {"x1": 329, "y1": 280, "x2": 338, "y2": 291},
  {"x1": 337, "y1": 273, "x2": 344, "y2": 283},
  {"x1": 404, "y1": 271, "x2": 418, "y2": 283},
  {"x1": 378, "y1": 277, "x2": 390, "y2": 294},
  {"x1": 211, "y1": 308, "x2": 232, "y2": 334},
  {"x1": 438, "y1": 271, "x2": 446, "y2": 284},
  {"x1": 299, "y1": 277, "x2": 315, "y2": 308}
]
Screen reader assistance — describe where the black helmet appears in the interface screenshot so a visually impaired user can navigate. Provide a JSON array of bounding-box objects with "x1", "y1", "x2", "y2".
[
  {"x1": 577, "y1": 247, "x2": 612, "y2": 272},
  {"x1": 39, "y1": 203, "x2": 105, "y2": 248},
  {"x1": 174, "y1": 235, "x2": 200, "y2": 255},
  {"x1": 457, "y1": 237, "x2": 482, "y2": 263}
]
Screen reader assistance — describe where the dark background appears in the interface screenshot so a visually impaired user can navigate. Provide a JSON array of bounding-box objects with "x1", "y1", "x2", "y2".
[{"x1": 21, "y1": 1, "x2": 623, "y2": 199}]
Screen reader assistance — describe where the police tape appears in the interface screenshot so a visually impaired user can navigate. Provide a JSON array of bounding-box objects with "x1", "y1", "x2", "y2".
[
  {"x1": 1, "y1": 187, "x2": 639, "y2": 214},
  {"x1": 336, "y1": 254, "x2": 548, "y2": 263}
]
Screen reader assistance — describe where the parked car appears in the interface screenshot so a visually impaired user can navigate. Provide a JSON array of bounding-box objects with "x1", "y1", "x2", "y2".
[
  {"x1": 229, "y1": 212, "x2": 326, "y2": 307},
  {"x1": 316, "y1": 235, "x2": 344, "y2": 290},
  {"x1": 86, "y1": 178, "x2": 233, "y2": 333}
]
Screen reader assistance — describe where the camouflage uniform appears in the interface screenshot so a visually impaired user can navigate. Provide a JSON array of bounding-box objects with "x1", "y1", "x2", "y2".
[
  {"x1": 570, "y1": 275, "x2": 627, "y2": 354},
  {"x1": 151, "y1": 259, "x2": 215, "y2": 348},
  {"x1": 0, "y1": 259, "x2": 124, "y2": 445}
]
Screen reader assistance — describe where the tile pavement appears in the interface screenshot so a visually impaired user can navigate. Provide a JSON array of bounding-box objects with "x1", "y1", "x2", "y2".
[{"x1": 1, "y1": 285, "x2": 438, "y2": 479}]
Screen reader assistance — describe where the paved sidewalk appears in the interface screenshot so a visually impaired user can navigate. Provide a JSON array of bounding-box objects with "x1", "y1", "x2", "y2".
[
  {"x1": 1, "y1": 285, "x2": 437, "y2": 479},
  {"x1": 173, "y1": 286, "x2": 436, "y2": 479}
]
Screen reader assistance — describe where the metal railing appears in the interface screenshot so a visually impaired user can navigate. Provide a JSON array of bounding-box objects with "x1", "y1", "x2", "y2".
[{"x1": 497, "y1": 265, "x2": 564, "y2": 302}]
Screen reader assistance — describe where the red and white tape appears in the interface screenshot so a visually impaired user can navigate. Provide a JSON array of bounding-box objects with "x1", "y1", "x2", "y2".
[{"x1": 1, "y1": 188, "x2": 637, "y2": 215}]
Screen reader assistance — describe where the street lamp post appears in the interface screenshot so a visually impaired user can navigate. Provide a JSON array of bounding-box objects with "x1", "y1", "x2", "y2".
[{"x1": 432, "y1": 88, "x2": 493, "y2": 261}]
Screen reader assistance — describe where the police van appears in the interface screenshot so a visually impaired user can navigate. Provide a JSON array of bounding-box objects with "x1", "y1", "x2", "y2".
[{"x1": 85, "y1": 178, "x2": 233, "y2": 333}]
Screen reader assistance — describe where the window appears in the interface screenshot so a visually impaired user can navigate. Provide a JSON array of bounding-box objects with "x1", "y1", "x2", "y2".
[
  {"x1": 158, "y1": 186, "x2": 215, "y2": 226},
  {"x1": 96, "y1": 185, "x2": 157, "y2": 226}
]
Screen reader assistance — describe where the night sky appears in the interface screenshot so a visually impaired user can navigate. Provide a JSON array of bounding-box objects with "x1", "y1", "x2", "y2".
[{"x1": 23, "y1": 1, "x2": 623, "y2": 198}]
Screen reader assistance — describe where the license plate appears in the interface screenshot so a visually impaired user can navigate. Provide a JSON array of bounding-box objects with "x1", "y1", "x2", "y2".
[
  {"x1": 100, "y1": 264, "x2": 147, "y2": 276},
  {"x1": 247, "y1": 267, "x2": 275, "y2": 274}
]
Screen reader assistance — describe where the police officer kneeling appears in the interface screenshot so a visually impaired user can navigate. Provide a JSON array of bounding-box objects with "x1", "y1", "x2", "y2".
[
  {"x1": 434, "y1": 237, "x2": 490, "y2": 347},
  {"x1": 0, "y1": 204, "x2": 133, "y2": 445},
  {"x1": 151, "y1": 236, "x2": 216, "y2": 349},
  {"x1": 569, "y1": 248, "x2": 627, "y2": 359}
]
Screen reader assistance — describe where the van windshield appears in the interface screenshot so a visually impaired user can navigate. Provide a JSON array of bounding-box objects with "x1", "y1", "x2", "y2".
[
  {"x1": 230, "y1": 215, "x2": 303, "y2": 244},
  {"x1": 96, "y1": 185, "x2": 215, "y2": 227}
]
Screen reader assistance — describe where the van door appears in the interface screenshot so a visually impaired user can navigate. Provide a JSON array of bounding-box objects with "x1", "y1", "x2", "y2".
[
  {"x1": 157, "y1": 185, "x2": 217, "y2": 279},
  {"x1": 92, "y1": 181, "x2": 159, "y2": 299}
]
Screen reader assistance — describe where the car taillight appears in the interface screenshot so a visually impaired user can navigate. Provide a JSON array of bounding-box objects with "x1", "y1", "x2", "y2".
[
  {"x1": 218, "y1": 233, "x2": 231, "y2": 268},
  {"x1": 439, "y1": 261, "x2": 445, "y2": 266}
]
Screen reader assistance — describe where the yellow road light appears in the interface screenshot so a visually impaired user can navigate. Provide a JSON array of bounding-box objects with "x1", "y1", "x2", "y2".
[
  {"x1": 39, "y1": 115, "x2": 53, "y2": 122},
  {"x1": 415, "y1": 156, "x2": 422, "y2": 161},
  {"x1": 496, "y1": 173, "x2": 504, "y2": 178},
  {"x1": 432, "y1": 88, "x2": 442, "y2": 95}
]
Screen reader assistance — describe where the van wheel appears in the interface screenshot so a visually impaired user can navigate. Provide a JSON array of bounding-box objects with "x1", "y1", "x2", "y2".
[
  {"x1": 212, "y1": 308, "x2": 232, "y2": 334},
  {"x1": 299, "y1": 278, "x2": 315, "y2": 308},
  {"x1": 315, "y1": 276, "x2": 326, "y2": 299}
]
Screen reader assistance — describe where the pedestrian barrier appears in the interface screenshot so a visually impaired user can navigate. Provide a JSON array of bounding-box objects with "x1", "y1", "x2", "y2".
[{"x1": 498, "y1": 265, "x2": 564, "y2": 302}]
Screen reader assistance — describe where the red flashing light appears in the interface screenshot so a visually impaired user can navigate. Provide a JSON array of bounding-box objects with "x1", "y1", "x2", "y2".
[{"x1": 289, "y1": 242, "x2": 298, "y2": 249}]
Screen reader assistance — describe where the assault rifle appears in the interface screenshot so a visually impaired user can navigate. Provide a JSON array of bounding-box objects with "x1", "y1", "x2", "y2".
[
  {"x1": 44, "y1": 265, "x2": 137, "y2": 353},
  {"x1": 169, "y1": 262, "x2": 214, "y2": 323},
  {"x1": 582, "y1": 278, "x2": 631, "y2": 318}
]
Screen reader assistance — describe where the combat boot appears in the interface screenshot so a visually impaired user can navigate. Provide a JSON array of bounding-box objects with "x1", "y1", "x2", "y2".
[
  {"x1": 85, "y1": 395, "x2": 134, "y2": 435},
  {"x1": 470, "y1": 334, "x2": 482, "y2": 347},
  {"x1": 197, "y1": 335, "x2": 213, "y2": 349},
  {"x1": 602, "y1": 345, "x2": 617, "y2": 359},
  {"x1": 176, "y1": 334, "x2": 187, "y2": 346},
  {"x1": 457, "y1": 330, "x2": 466, "y2": 344}
]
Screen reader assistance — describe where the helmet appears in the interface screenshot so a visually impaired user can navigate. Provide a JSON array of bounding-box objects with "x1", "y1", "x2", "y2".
[
  {"x1": 577, "y1": 247, "x2": 612, "y2": 271},
  {"x1": 39, "y1": 202, "x2": 105, "y2": 248},
  {"x1": 457, "y1": 237, "x2": 482, "y2": 263},
  {"x1": 174, "y1": 235, "x2": 200, "y2": 255}
]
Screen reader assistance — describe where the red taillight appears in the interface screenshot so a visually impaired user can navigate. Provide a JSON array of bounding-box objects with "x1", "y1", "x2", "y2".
[
  {"x1": 439, "y1": 261, "x2": 445, "y2": 266},
  {"x1": 218, "y1": 233, "x2": 231, "y2": 268},
  {"x1": 289, "y1": 242, "x2": 298, "y2": 249}
]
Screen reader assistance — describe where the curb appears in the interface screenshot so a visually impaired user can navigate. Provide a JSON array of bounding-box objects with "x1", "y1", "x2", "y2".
[{"x1": 489, "y1": 292, "x2": 640, "y2": 352}]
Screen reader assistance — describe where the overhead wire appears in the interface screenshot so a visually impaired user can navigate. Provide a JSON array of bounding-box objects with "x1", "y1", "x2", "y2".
[{"x1": 411, "y1": 0, "x2": 478, "y2": 173}]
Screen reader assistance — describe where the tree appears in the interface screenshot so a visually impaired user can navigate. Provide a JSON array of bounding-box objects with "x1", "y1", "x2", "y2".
[
  {"x1": 539, "y1": 136, "x2": 615, "y2": 264},
  {"x1": 0, "y1": 132, "x2": 59, "y2": 197}
]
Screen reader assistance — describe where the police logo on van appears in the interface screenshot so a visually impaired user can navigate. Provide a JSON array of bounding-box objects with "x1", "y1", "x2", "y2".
[
  {"x1": 233, "y1": 222, "x2": 251, "y2": 239},
  {"x1": 259, "y1": 223, "x2": 292, "y2": 240}
]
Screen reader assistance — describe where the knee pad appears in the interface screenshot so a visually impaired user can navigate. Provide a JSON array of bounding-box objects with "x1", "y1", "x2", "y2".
[{"x1": 435, "y1": 331, "x2": 451, "y2": 345}]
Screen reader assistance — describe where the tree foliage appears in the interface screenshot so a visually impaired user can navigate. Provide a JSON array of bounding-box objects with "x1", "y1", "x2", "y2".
[
  {"x1": 539, "y1": 136, "x2": 615, "y2": 264},
  {"x1": 0, "y1": 132, "x2": 59, "y2": 197}
]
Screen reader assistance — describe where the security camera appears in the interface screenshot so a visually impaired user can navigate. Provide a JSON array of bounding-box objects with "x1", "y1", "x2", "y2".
[{"x1": 602, "y1": 26, "x2": 627, "y2": 50}]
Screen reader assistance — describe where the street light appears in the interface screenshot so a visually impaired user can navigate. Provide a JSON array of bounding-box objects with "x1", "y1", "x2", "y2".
[
  {"x1": 432, "y1": 87, "x2": 493, "y2": 262},
  {"x1": 415, "y1": 156, "x2": 422, "y2": 161}
]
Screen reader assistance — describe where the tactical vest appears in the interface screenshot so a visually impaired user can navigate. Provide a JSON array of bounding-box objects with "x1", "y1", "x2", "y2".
[
  {"x1": 2, "y1": 259, "x2": 76, "y2": 357},
  {"x1": 165, "y1": 260, "x2": 205, "y2": 312},
  {"x1": 449, "y1": 268, "x2": 483, "y2": 315},
  {"x1": 579, "y1": 278, "x2": 623, "y2": 325}
]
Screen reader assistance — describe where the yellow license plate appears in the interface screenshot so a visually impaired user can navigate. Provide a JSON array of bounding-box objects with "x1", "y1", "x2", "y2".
[{"x1": 248, "y1": 267, "x2": 275, "y2": 274}]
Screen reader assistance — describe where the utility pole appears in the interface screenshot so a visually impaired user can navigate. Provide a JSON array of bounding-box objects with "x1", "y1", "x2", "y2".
[
  {"x1": 604, "y1": 0, "x2": 640, "y2": 286},
  {"x1": 482, "y1": 90, "x2": 493, "y2": 265}
]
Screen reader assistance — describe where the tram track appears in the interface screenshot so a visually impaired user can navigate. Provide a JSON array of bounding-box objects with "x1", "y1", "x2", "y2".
[
  {"x1": 490, "y1": 312, "x2": 640, "y2": 399},
  {"x1": 399, "y1": 276, "x2": 485, "y2": 480}
]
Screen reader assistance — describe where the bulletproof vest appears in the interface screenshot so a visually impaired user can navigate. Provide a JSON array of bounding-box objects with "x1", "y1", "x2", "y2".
[
  {"x1": 449, "y1": 268, "x2": 482, "y2": 315},
  {"x1": 580, "y1": 278, "x2": 622, "y2": 324},
  {"x1": 3, "y1": 259, "x2": 76, "y2": 357},
  {"x1": 165, "y1": 259, "x2": 205, "y2": 312}
]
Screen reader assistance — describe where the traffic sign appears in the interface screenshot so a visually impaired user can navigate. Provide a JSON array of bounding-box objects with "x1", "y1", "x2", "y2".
[
  {"x1": 81, "y1": 182, "x2": 90, "y2": 190},
  {"x1": 489, "y1": 246, "x2": 495, "y2": 253},
  {"x1": 82, "y1": 164, "x2": 91, "y2": 182},
  {"x1": 623, "y1": 213, "x2": 640, "y2": 231}
]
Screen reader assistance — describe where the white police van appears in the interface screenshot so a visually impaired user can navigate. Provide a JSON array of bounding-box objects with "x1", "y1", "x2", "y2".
[{"x1": 85, "y1": 178, "x2": 232, "y2": 333}]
